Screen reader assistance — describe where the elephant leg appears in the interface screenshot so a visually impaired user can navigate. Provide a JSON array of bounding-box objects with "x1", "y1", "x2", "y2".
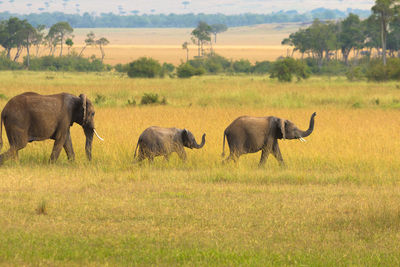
[
  {"x1": 0, "y1": 127, "x2": 28, "y2": 165},
  {"x1": 259, "y1": 149, "x2": 270, "y2": 166},
  {"x1": 50, "y1": 135, "x2": 67, "y2": 163},
  {"x1": 63, "y1": 131, "x2": 75, "y2": 161},
  {"x1": 177, "y1": 147, "x2": 187, "y2": 161},
  {"x1": 272, "y1": 140, "x2": 285, "y2": 167},
  {"x1": 223, "y1": 152, "x2": 239, "y2": 164}
]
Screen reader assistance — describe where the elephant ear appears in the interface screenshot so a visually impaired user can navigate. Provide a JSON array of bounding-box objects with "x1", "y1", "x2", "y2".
[
  {"x1": 181, "y1": 129, "x2": 189, "y2": 146},
  {"x1": 79, "y1": 94, "x2": 87, "y2": 125},
  {"x1": 278, "y1": 118, "x2": 286, "y2": 139}
]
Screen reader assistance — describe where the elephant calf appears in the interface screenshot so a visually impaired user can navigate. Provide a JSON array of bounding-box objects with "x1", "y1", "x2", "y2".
[
  {"x1": 222, "y1": 112, "x2": 316, "y2": 166},
  {"x1": 134, "y1": 126, "x2": 206, "y2": 162}
]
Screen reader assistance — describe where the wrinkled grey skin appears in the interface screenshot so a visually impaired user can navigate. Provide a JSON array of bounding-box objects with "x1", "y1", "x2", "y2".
[
  {"x1": 134, "y1": 126, "x2": 206, "y2": 162},
  {"x1": 222, "y1": 112, "x2": 316, "y2": 166},
  {"x1": 0, "y1": 92, "x2": 97, "y2": 164}
]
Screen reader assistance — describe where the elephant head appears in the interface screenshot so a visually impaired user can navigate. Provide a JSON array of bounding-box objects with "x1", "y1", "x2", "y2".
[
  {"x1": 181, "y1": 129, "x2": 206, "y2": 149},
  {"x1": 277, "y1": 112, "x2": 316, "y2": 140},
  {"x1": 79, "y1": 94, "x2": 103, "y2": 160}
]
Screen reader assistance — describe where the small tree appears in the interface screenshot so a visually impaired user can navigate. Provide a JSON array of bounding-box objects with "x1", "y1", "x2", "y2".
[
  {"x1": 182, "y1": 41, "x2": 189, "y2": 62},
  {"x1": 79, "y1": 31, "x2": 95, "y2": 56},
  {"x1": 210, "y1": 24, "x2": 228, "y2": 43},
  {"x1": 96, "y1": 37, "x2": 109, "y2": 62},
  {"x1": 65, "y1": 38, "x2": 73, "y2": 55},
  {"x1": 47, "y1": 21, "x2": 73, "y2": 57},
  {"x1": 191, "y1": 21, "x2": 211, "y2": 57}
]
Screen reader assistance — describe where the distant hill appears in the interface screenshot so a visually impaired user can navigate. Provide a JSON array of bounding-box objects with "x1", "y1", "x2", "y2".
[{"x1": 0, "y1": 8, "x2": 371, "y2": 28}]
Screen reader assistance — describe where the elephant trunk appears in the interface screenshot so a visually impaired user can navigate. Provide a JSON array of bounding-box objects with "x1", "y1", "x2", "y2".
[
  {"x1": 84, "y1": 128, "x2": 94, "y2": 161},
  {"x1": 193, "y1": 134, "x2": 206, "y2": 149},
  {"x1": 298, "y1": 112, "x2": 316, "y2": 138}
]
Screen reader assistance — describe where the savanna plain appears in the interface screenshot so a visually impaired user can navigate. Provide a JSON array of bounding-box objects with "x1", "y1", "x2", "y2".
[{"x1": 1, "y1": 26, "x2": 400, "y2": 266}]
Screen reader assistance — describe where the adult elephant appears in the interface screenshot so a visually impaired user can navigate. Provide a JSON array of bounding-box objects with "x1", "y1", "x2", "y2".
[
  {"x1": 0, "y1": 92, "x2": 103, "y2": 164},
  {"x1": 222, "y1": 112, "x2": 316, "y2": 166},
  {"x1": 134, "y1": 126, "x2": 206, "y2": 162}
]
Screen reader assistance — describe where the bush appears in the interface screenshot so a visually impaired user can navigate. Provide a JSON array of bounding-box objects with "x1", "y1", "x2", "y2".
[
  {"x1": 114, "y1": 63, "x2": 129, "y2": 73},
  {"x1": 25, "y1": 55, "x2": 105, "y2": 72},
  {"x1": 140, "y1": 93, "x2": 167, "y2": 105},
  {"x1": 177, "y1": 63, "x2": 205, "y2": 78},
  {"x1": 366, "y1": 59, "x2": 388, "y2": 82},
  {"x1": 127, "y1": 57, "x2": 162, "y2": 78},
  {"x1": 232, "y1": 59, "x2": 252, "y2": 73},
  {"x1": 252, "y1": 61, "x2": 271, "y2": 74},
  {"x1": 346, "y1": 66, "x2": 364, "y2": 81},
  {"x1": 0, "y1": 52, "x2": 23, "y2": 70},
  {"x1": 270, "y1": 57, "x2": 310, "y2": 82},
  {"x1": 187, "y1": 54, "x2": 231, "y2": 74}
]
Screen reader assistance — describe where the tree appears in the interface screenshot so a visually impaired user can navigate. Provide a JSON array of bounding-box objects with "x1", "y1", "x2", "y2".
[
  {"x1": 210, "y1": 24, "x2": 228, "y2": 43},
  {"x1": 96, "y1": 37, "x2": 109, "y2": 62},
  {"x1": 65, "y1": 38, "x2": 73, "y2": 55},
  {"x1": 182, "y1": 41, "x2": 189, "y2": 62},
  {"x1": 191, "y1": 21, "x2": 211, "y2": 57},
  {"x1": 47, "y1": 21, "x2": 73, "y2": 57},
  {"x1": 0, "y1": 17, "x2": 25, "y2": 59},
  {"x1": 79, "y1": 31, "x2": 95, "y2": 56},
  {"x1": 371, "y1": 0, "x2": 400, "y2": 65},
  {"x1": 32, "y1": 24, "x2": 45, "y2": 56},
  {"x1": 339, "y1": 13, "x2": 365, "y2": 64},
  {"x1": 18, "y1": 19, "x2": 36, "y2": 66}
]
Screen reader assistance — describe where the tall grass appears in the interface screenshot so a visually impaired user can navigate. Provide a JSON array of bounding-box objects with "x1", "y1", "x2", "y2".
[{"x1": 0, "y1": 71, "x2": 400, "y2": 265}]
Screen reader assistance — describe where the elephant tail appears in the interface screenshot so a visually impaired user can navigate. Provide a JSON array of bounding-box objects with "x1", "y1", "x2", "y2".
[
  {"x1": 221, "y1": 131, "x2": 226, "y2": 157},
  {"x1": 0, "y1": 114, "x2": 3, "y2": 152},
  {"x1": 133, "y1": 139, "x2": 140, "y2": 159}
]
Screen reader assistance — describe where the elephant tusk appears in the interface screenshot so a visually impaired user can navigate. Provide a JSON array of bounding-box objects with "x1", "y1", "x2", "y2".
[
  {"x1": 93, "y1": 129, "x2": 104, "y2": 141},
  {"x1": 299, "y1": 137, "x2": 306, "y2": 142}
]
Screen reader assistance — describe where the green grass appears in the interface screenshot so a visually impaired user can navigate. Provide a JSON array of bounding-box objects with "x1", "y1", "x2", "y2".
[{"x1": 1, "y1": 71, "x2": 400, "y2": 265}]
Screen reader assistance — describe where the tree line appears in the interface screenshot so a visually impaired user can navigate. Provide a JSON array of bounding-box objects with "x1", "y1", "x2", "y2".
[
  {"x1": 0, "y1": 8, "x2": 370, "y2": 28},
  {"x1": 0, "y1": 17, "x2": 109, "y2": 69},
  {"x1": 283, "y1": 0, "x2": 400, "y2": 67}
]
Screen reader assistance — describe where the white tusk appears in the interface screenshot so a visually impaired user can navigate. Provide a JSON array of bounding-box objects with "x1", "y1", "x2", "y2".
[
  {"x1": 93, "y1": 129, "x2": 104, "y2": 141},
  {"x1": 299, "y1": 137, "x2": 306, "y2": 142}
]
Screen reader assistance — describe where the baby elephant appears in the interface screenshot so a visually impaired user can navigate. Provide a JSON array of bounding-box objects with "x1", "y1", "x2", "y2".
[{"x1": 134, "y1": 126, "x2": 206, "y2": 162}]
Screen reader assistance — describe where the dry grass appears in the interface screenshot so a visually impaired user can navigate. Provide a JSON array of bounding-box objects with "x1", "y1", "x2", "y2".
[{"x1": 0, "y1": 71, "x2": 400, "y2": 265}]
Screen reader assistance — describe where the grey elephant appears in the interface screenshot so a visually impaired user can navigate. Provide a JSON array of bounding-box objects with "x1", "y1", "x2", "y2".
[
  {"x1": 134, "y1": 126, "x2": 206, "y2": 162},
  {"x1": 222, "y1": 112, "x2": 316, "y2": 166},
  {"x1": 0, "y1": 92, "x2": 103, "y2": 164}
]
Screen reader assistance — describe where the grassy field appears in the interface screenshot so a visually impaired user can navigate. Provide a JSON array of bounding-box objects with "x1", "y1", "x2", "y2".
[
  {"x1": 21, "y1": 24, "x2": 299, "y2": 65},
  {"x1": 1, "y1": 71, "x2": 400, "y2": 265}
]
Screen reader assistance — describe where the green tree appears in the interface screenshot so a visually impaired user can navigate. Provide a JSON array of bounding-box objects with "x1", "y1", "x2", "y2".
[
  {"x1": 339, "y1": 13, "x2": 365, "y2": 64},
  {"x1": 371, "y1": 0, "x2": 400, "y2": 65},
  {"x1": 210, "y1": 23, "x2": 228, "y2": 43},
  {"x1": 270, "y1": 57, "x2": 310, "y2": 82},
  {"x1": 79, "y1": 31, "x2": 95, "y2": 57},
  {"x1": 191, "y1": 21, "x2": 211, "y2": 57},
  {"x1": 47, "y1": 21, "x2": 73, "y2": 57},
  {"x1": 65, "y1": 38, "x2": 73, "y2": 55},
  {"x1": 182, "y1": 41, "x2": 189, "y2": 62},
  {"x1": 96, "y1": 37, "x2": 109, "y2": 62}
]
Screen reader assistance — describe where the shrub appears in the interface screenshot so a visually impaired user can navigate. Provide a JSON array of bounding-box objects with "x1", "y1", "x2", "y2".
[
  {"x1": 346, "y1": 66, "x2": 364, "y2": 81},
  {"x1": 177, "y1": 63, "x2": 205, "y2": 78},
  {"x1": 270, "y1": 57, "x2": 310, "y2": 82},
  {"x1": 140, "y1": 93, "x2": 167, "y2": 105},
  {"x1": 0, "y1": 52, "x2": 23, "y2": 70},
  {"x1": 114, "y1": 63, "x2": 129, "y2": 73},
  {"x1": 366, "y1": 60, "x2": 388, "y2": 82},
  {"x1": 232, "y1": 59, "x2": 252, "y2": 73},
  {"x1": 127, "y1": 57, "x2": 162, "y2": 78},
  {"x1": 252, "y1": 60, "x2": 271, "y2": 74},
  {"x1": 25, "y1": 55, "x2": 105, "y2": 72}
]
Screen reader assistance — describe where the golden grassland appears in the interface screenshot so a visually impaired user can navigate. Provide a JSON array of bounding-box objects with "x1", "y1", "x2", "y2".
[
  {"x1": 1, "y1": 71, "x2": 400, "y2": 265},
  {"x1": 10, "y1": 24, "x2": 298, "y2": 65}
]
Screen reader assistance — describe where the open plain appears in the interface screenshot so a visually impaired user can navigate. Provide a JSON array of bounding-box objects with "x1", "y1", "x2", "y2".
[
  {"x1": 0, "y1": 69, "x2": 400, "y2": 265},
  {"x1": 34, "y1": 24, "x2": 299, "y2": 65}
]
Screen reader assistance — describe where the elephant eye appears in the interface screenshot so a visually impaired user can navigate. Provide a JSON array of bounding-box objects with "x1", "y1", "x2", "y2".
[{"x1": 92, "y1": 112, "x2": 95, "y2": 116}]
